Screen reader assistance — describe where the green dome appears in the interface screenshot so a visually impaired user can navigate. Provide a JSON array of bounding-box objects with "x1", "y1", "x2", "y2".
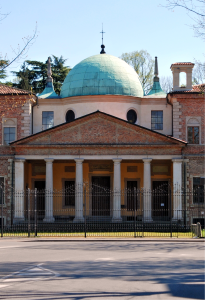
[{"x1": 60, "y1": 54, "x2": 143, "y2": 98}]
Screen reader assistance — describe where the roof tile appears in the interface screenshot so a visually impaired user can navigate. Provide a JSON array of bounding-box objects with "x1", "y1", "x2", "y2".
[
  {"x1": 0, "y1": 84, "x2": 32, "y2": 95},
  {"x1": 171, "y1": 62, "x2": 194, "y2": 66},
  {"x1": 169, "y1": 83, "x2": 205, "y2": 94}
]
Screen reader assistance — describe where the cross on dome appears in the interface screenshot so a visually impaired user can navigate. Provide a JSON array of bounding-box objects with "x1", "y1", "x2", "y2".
[{"x1": 100, "y1": 24, "x2": 106, "y2": 54}]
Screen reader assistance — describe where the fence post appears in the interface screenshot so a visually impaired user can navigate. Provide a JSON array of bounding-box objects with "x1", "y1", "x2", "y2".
[
  {"x1": 169, "y1": 185, "x2": 172, "y2": 238},
  {"x1": 142, "y1": 189, "x2": 144, "y2": 238},
  {"x1": 84, "y1": 185, "x2": 86, "y2": 238},
  {"x1": 1, "y1": 186, "x2": 3, "y2": 238},
  {"x1": 192, "y1": 210, "x2": 194, "y2": 238},
  {"x1": 34, "y1": 188, "x2": 37, "y2": 237},
  {"x1": 28, "y1": 188, "x2": 30, "y2": 238},
  {"x1": 177, "y1": 209, "x2": 178, "y2": 238},
  {"x1": 134, "y1": 187, "x2": 136, "y2": 238},
  {"x1": 197, "y1": 222, "x2": 201, "y2": 238}
]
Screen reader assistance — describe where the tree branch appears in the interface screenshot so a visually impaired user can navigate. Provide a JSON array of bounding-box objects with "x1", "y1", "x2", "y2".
[
  {"x1": 0, "y1": 23, "x2": 37, "y2": 71},
  {"x1": 164, "y1": 0, "x2": 205, "y2": 17}
]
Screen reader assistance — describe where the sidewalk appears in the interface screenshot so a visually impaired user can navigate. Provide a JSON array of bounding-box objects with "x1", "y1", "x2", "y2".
[{"x1": 1, "y1": 236, "x2": 204, "y2": 242}]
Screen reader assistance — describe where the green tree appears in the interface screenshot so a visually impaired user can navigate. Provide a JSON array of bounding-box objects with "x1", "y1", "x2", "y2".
[
  {"x1": 121, "y1": 50, "x2": 154, "y2": 94},
  {"x1": 51, "y1": 55, "x2": 71, "y2": 95},
  {"x1": 12, "y1": 62, "x2": 32, "y2": 91},
  {"x1": 13, "y1": 55, "x2": 71, "y2": 95},
  {"x1": 0, "y1": 59, "x2": 9, "y2": 79}
]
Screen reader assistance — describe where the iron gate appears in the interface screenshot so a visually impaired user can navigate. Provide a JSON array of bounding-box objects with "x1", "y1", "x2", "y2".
[{"x1": 0, "y1": 183, "x2": 204, "y2": 238}]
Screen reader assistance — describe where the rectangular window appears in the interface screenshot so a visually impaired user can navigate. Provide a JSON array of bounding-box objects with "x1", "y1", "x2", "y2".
[
  {"x1": 193, "y1": 177, "x2": 204, "y2": 203},
  {"x1": 64, "y1": 180, "x2": 75, "y2": 206},
  {"x1": 0, "y1": 177, "x2": 4, "y2": 205},
  {"x1": 188, "y1": 126, "x2": 199, "y2": 144},
  {"x1": 3, "y1": 127, "x2": 15, "y2": 145},
  {"x1": 42, "y1": 111, "x2": 54, "y2": 130},
  {"x1": 151, "y1": 111, "x2": 163, "y2": 130}
]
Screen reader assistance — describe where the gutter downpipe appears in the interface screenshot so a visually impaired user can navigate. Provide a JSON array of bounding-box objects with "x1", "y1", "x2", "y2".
[
  {"x1": 166, "y1": 93, "x2": 173, "y2": 136},
  {"x1": 182, "y1": 147, "x2": 187, "y2": 227},
  {"x1": 184, "y1": 158, "x2": 187, "y2": 227},
  {"x1": 32, "y1": 95, "x2": 38, "y2": 135},
  {"x1": 11, "y1": 158, "x2": 14, "y2": 226}
]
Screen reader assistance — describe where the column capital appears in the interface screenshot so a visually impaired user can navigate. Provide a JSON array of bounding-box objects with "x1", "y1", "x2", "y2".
[
  {"x1": 15, "y1": 158, "x2": 25, "y2": 163},
  {"x1": 113, "y1": 158, "x2": 122, "y2": 163},
  {"x1": 44, "y1": 158, "x2": 54, "y2": 163},
  {"x1": 143, "y1": 158, "x2": 152, "y2": 163},
  {"x1": 172, "y1": 158, "x2": 183, "y2": 163},
  {"x1": 74, "y1": 158, "x2": 84, "y2": 164}
]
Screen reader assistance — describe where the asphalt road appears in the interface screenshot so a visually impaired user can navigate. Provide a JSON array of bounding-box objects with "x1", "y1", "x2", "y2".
[{"x1": 0, "y1": 238, "x2": 204, "y2": 300}]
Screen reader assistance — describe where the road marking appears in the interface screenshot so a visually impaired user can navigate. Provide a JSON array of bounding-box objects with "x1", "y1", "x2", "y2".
[
  {"x1": 0, "y1": 245, "x2": 24, "y2": 249},
  {"x1": 183, "y1": 282, "x2": 205, "y2": 285},
  {"x1": 0, "y1": 264, "x2": 59, "y2": 288},
  {"x1": 95, "y1": 258, "x2": 115, "y2": 261},
  {"x1": 0, "y1": 284, "x2": 9, "y2": 289},
  {"x1": 4, "y1": 278, "x2": 41, "y2": 282}
]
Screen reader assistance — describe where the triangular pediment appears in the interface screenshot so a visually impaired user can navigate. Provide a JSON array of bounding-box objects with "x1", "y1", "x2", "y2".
[{"x1": 11, "y1": 111, "x2": 186, "y2": 147}]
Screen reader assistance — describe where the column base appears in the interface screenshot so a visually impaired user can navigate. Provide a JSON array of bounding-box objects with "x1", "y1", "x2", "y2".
[
  {"x1": 112, "y1": 217, "x2": 122, "y2": 223},
  {"x1": 43, "y1": 216, "x2": 55, "y2": 223},
  {"x1": 73, "y1": 217, "x2": 84, "y2": 223},
  {"x1": 13, "y1": 217, "x2": 25, "y2": 224},
  {"x1": 143, "y1": 218, "x2": 153, "y2": 222},
  {"x1": 172, "y1": 217, "x2": 183, "y2": 222}
]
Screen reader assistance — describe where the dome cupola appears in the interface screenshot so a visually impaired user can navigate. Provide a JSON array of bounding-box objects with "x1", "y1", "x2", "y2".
[{"x1": 60, "y1": 54, "x2": 143, "y2": 98}]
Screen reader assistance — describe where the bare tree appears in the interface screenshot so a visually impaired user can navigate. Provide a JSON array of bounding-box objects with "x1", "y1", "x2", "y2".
[
  {"x1": 121, "y1": 50, "x2": 154, "y2": 94},
  {"x1": 160, "y1": 76, "x2": 173, "y2": 93},
  {"x1": 0, "y1": 8, "x2": 37, "y2": 76},
  {"x1": 0, "y1": 10, "x2": 9, "y2": 22},
  {"x1": 162, "y1": 0, "x2": 205, "y2": 39},
  {"x1": 0, "y1": 24, "x2": 37, "y2": 72},
  {"x1": 192, "y1": 60, "x2": 205, "y2": 84}
]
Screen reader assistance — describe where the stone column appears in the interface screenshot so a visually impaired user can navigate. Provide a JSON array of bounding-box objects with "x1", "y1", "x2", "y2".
[
  {"x1": 112, "y1": 159, "x2": 122, "y2": 222},
  {"x1": 172, "y1": 159, "x2": 183, "y2": 220},
  {"x1": 143, "y1": 158, "x2": 152, "y2": 221},
  {"x1": 186, "y1": 72, "x2": 192, "y2": 90},
  {"x1": 43, "y1": 158, "x2": 55, "y2": 222},
  {"x1": 173, "y1": 70, "x2": 180, "y2": 90},
  {"x1": 14, "y1": 159, "x2": 25, "y2": 223},
  {"x1": 73, "y1": 159, "x2": 84, "y2": 223}
]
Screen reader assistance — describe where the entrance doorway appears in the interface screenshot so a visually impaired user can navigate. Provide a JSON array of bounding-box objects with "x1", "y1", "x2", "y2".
[
  {"x1": 152, "y1": 181, "x2": 169, "y2": 219},
  {"x1": 34, "y1": 181, "x2": 45, "y2": 218},
  {"x1": 127, "y1": 180, "x2": 138, "y2": 210},
  {"x1": 92, "y1": 176, "x2": 110, "y2": 216}
]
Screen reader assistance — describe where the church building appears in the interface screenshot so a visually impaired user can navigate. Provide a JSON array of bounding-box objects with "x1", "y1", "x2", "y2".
[{"x1": 0, "y1": 44, "x2": 204, "y2": 228}]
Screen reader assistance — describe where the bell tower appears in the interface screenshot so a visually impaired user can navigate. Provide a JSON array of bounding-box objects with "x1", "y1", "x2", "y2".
[{"x1": 170, "y1": 62, "x2": 194, "y2": 91}]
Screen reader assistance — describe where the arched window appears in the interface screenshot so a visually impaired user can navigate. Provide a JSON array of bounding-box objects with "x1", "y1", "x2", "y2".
[
  {"x1": 180, "y1": 72, "x2": 186, "y2": 87},
  {"x1": 66, "y1": 110, "x2": 75, "y2": 123},
  {"x1": 127, "y1": 109, "x2": 137, "y2": 124}
]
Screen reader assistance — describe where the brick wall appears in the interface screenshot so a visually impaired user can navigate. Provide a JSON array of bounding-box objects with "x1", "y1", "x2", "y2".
[
  {"x1": 169, "y1": 93, "x2": 205, "y2": 146},
  {"x1": 0, "y1": 93, "x2": 35, "y2": 223},
  {"x1": 0, "y1": 156, "x2": 14, "y2": 225},
  {"x1": 169, "y1": 93, "x2": 205, "y2": 192},
  {"x1": 0, "y1": 94, "x2": 35, "y2": 144}
]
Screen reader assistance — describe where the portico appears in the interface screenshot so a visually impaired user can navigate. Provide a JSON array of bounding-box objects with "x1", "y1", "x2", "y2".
[
  {"x1": 13, "y1": 154, "x2": 184, "y2": 223},
  {"x1": 11, "y1": 111, "x2": 186, "y2": 224}
]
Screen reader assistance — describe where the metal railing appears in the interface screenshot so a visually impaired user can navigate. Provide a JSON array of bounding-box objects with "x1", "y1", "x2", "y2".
[{"x1": 0, "y1": 183, "x2": 204, "y2": 238}]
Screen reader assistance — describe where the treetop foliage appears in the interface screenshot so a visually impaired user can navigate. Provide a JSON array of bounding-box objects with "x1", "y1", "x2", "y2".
[
  {"x1": 121, "y1": 50, "x2": 154, "y2": 94},
  {"x1": 12, "y1": 55, "x2": 71, "y2": 95},
  {"x1": 0, "y1": 59, "x2": 9, "y2": 79}
]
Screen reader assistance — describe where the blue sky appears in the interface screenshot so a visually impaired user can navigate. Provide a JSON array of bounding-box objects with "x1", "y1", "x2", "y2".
[{"x1": 1, "y1": 0, "x2": 204, "y2": 82}]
